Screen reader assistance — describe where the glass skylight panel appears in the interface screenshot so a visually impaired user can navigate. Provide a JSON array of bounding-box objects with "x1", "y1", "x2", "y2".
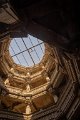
[
  {"x1": 37, "y1": 39, "x2": 43, "y2": 44},
  {"x1": 13, "y1": 56, "x2": 20, "y2": 64},
  {"x1": 17, "y1": 53, "x2": 28, "y2": 66},
  {"x1": 23, "y1": 37, "x2": 32, "y2": 49},
  {"x1": 30, "y1": 49, "x2": 39, "y2": 64},
  {"x1": 9, "y1": 35, "x2": 45, "y2": 67},
  {"x1": 10, "y1": 39, "x2": 20, "y2": 54},
  {"x1": 23, "y1": 51, "x2": 34, "y2": 66},
  {"x1": 14, "y1": 38, "x2": 26, "y2": 51},
  {"x1": 9, "y1": 46, "x2": 15, "y2": 56},
  {"x1": 29, "y1": 35, "x2": 38, "y2": 46},
  {"x1": 35, "y1": 45, "x2": 43, "y2": 61},
  {"x1": 40, "y1": 43, "x2": 45, "y2": 53}
]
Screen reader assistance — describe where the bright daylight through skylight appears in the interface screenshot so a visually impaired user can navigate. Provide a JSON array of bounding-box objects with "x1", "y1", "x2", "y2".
[{"x1": 9, "y1": 35, "x2": 45, "y2": 67}]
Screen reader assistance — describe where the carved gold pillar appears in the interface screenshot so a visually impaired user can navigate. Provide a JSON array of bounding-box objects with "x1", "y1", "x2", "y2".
[
  {"x1": 26, "y1": 84, "x2": 30, "y2": 92},
  {"x1": 26, "y1": 104, "x2": 31, "y2": 115}
]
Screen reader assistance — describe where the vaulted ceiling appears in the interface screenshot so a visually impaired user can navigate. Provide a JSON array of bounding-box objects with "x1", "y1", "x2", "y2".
[{"x1": 0, "y1": 0, "x2": 80, "y2": 120}]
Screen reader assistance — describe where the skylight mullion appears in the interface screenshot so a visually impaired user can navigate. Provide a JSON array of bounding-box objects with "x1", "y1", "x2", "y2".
[
  {"x1": 21, "y1": 53, "x2": 29, "y2": 66},
  {"x1": 21, "y1": 38, "x2": 35, "y2": 65},
  {"x1": 29, "y1": 36, "x2": 40, "y2": 61},
  {"x1": 23, "y1": 51, "x2": 34, "y2": 66},
  {"x1": 28, "y1": 50, "x2": 35, "y2": 65},
  {"x1": 15, "y1": 56, "x2": 21, "y2": 65},
  {"x1": 10, "y1": 46, "x2": 21, "y2": 64},
  {"x1": 14, "y1": 38, "x2": 22, "y2": 51},
  {"x1": 37, "y1": 39, "x2": 44, "y2": 53},
  {"x1": 14, "y1": 38, "x2": 29, "y2": 66},
  {"x1": 9, "y1": 35, "x2": 45, "y2": 67},
  {"x1": 11, "y1": 42, "x2": 43, "y2": 57},
  {"x1": 9, "y1": 46, "x2": 14, "y2": 56}
]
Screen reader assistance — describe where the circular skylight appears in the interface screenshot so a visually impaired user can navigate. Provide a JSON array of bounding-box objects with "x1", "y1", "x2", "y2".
[{"x1": 9, "y1": 35, "x2": 45, "y2": 67}]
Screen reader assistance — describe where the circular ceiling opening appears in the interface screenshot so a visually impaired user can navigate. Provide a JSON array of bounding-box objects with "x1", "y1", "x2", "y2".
[{"x1": 9, "y1": 35, "x2": 45, "y2": 67}]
